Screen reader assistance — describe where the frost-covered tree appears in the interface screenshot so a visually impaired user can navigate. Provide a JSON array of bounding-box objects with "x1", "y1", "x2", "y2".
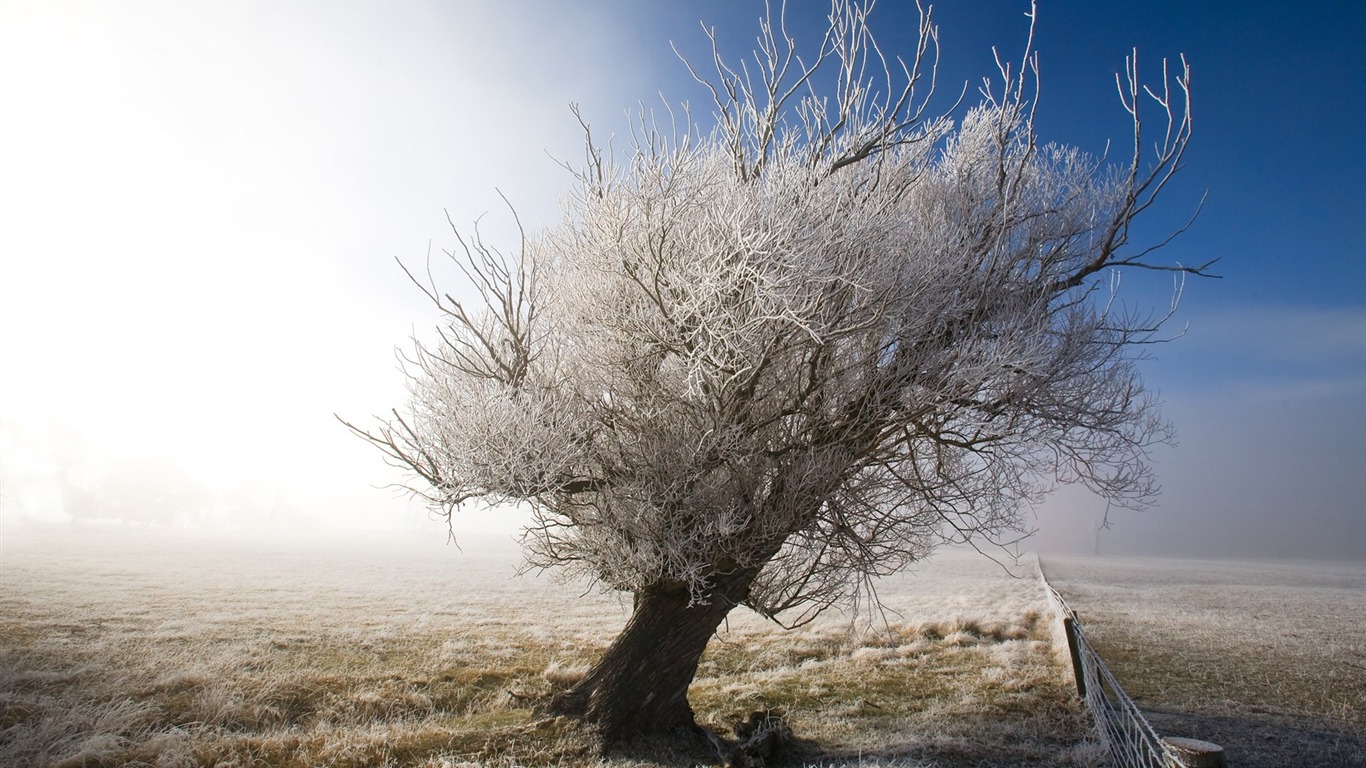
[{"x1": 346, "y1": 0, "x2": 1207, "y2": 744}]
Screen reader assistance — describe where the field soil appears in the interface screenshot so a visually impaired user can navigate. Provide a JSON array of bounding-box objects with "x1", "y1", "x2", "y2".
[
  {"x1": 1041, "y1": 555, "x2": 1366, "y2": 768},
  {"x1": 0, "y1": 522, "x2": 1104, "y2": 767}
]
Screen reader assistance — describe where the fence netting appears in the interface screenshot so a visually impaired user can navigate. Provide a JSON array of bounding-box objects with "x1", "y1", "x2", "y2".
[{"x1": 1041, "y1": 577, "x2": 1190, "y2": 768}]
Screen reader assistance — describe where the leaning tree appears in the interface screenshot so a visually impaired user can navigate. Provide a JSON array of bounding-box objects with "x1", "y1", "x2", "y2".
[{"x1": 346, "y1": 0, "x2": 1208, "y2": 744}]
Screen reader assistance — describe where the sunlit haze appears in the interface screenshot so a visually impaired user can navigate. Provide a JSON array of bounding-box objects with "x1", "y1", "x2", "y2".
[{"x1": 2, "y1": 1, "x2": 1362, "y2": 555}]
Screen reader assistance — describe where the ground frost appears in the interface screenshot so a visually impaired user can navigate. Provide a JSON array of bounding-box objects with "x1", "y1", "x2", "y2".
[{"x1": 1, "y1": 525, "x2": 1097, "y2": 766}]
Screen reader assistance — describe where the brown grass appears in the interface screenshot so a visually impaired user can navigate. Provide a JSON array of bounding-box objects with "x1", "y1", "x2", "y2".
[{"x1": 0, "y1": 524, "x2": 1101, "y2": 767}]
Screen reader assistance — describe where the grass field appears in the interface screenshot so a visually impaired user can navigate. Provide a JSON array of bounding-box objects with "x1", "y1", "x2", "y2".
[
  {"x1": 1042, "y1": 555, "x2": 1366, "y2": 768},
  {"x1": 0, "y1": 523, "x2": 1102, "y2": 767}
]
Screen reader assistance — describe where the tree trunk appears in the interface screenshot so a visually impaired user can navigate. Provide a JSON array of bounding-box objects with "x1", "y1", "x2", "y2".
[{"x1": 547, "y1": 569, "x2": 758, "y2": 742}]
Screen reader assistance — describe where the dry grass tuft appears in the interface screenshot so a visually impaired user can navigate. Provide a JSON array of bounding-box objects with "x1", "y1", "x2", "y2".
[{"x1": 541, "y1": 661, "x2": 590, "y2": 690}]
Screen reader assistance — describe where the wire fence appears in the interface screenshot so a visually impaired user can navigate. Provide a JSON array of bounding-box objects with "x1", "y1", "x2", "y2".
[{"x1": 1039, "y1": 571, "x2": 1193, "y2": 768}]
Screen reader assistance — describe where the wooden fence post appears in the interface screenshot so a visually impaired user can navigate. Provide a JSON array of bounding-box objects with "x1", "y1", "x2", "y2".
[{"x1": 1061, "y1": 615, "x2": 1086, "y2": 699}]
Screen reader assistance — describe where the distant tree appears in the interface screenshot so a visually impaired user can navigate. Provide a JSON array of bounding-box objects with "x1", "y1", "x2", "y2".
[{"x1": 345, "y1": 0, "x2": 1209, "y2": 747}]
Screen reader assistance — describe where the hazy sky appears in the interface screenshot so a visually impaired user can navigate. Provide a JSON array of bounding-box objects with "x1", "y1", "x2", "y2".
[{"x1": 1, "y1": 1, "x2": 1361, "y2": 558}]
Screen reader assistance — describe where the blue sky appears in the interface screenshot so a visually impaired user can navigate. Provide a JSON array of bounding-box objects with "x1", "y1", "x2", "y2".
[{"x1": 1, "y1": 1, "x2": 1361, "y2": 557}]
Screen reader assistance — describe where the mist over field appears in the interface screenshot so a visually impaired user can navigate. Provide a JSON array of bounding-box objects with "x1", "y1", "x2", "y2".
[
  {"x1": 4, "y1": 398, "x2": 1362, "y2": 562},
  {"x1": 1031, "y1": 346, "x2": 1365, "y2": 561}
]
